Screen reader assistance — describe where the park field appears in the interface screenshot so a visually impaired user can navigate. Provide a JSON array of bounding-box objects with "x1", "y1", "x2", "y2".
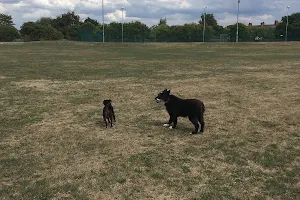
[{"x1": 0, "y1": 42, "x2": 299, "y2": 199}]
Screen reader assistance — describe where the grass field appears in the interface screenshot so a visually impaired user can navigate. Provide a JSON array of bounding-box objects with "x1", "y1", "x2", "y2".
[{"x1": 0, "y1": 41, "x2": 299, "y2": 200}]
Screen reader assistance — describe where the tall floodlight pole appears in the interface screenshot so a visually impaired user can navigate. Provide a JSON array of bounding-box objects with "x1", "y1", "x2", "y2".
[
  {"x1": 121, "y1": 7, "x2": 124, "y2": 43},
  {"x1": 102, "y1": 0, "x2": 105, "y2": 42},
  {"x1": 203, "y1": 7, "x2": 207, "y2": 42},
  {"x1": 236, "y1": 0, "x2": 240, "y2": 42},
  {"x1": 285, "y1": 6, "x2": 290, "y2": 42}
]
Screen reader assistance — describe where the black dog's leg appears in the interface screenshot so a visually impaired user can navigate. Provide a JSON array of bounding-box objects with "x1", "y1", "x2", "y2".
[
  {"x1": 172, "y1": 117, "x2": 178, "y2": 129},
  {"x1": 189, "y1": 116, "x2": 199, "y2": 134},
  {"x1": 111, "y1": 107, "x2": 116, "y2": 122},
  {"x1": 110, "y1": 116, "x2": 113, "y2": 127},
  {"x1": 164, "y1": 115, "x2": 173, "y2": 127},
  {"x1": 113, "y1": 113, "x2": 116, "y2": 122},
  {"x1": 103, "y1": 116, "x2": 108, "y2": 128},
  {"x1": 198, "y1": 115, "x2": 205, "y2": 133}
]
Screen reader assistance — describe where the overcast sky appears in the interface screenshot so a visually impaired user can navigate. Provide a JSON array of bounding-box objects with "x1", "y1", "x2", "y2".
[{"x1": 0, "y1": 0, "x2": 299, "y2": 29}]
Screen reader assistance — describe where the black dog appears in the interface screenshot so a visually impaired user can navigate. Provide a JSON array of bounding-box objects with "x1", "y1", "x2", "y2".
[
  {"x1": 155, "y1": 89, "x2": 205, "y2": 134},
  {"x1": 103, "y1": 100, "x2": 116, "y2": 128}
]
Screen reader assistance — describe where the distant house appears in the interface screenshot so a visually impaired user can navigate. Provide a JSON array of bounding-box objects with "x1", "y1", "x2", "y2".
[
  {"x1": 248, "y1": 20, "x2": 279, "y2": 28},
  {"x1": 247, "y1": 20, "x2": 279, "y2": 41}
]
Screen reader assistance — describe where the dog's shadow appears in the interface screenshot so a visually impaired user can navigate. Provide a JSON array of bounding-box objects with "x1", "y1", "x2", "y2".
[
  {"x1": 97, "y1": 117, "x2": 196, "y2": 133},
  {"x1": 95, "y1": 119, "x2": 113, "y2": 128},
  {"x1": 151, "y1": 120, "x2": 165, "y2": 126}
]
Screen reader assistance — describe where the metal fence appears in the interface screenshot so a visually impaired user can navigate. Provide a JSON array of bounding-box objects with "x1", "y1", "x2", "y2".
[{"x1": 76, "y1": 29, "x2": 297, "y2": 43}]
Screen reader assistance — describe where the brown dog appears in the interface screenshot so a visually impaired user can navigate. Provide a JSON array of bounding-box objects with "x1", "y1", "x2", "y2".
[{"x1": 103, "y1": 100, "x2": 116, "y2": 128}]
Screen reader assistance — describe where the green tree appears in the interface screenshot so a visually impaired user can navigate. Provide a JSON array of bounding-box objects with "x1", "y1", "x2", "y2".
[
  {"x1": 0, "y1": 13, "x2": 19, "y2": 41},
  {"x1": 124, "y1": 21, "x2": 150, "y2": 42},
  {"x1": 80, "y1": 22, "x2": 96, "y2": 30},
  {"x1": 199, "y1": 13, "x2": 224, "y2": 40},
  {"x1": 36, "y1": 17, "x2": 54, "y2": 26},
  {"x1": 77, "y1": 22, "x2": 96, "y2": 42},
  {"x1": 102, "y1": 21, "x2": 149, "y2": 42},
  {"x1": 226, "y1": 23, "x2": 251, "y2": 42},
  {"x1": 158, "y1": 18, "x2": 167, "y2": 25},
  {"x1": 53, "y1": 11, "x2": 81, "y2": 40},
  {"x1": 20, "y1": 22, "x2": 63, "y2": 41},
  {"x1": 84, "y1": 17, "x2": 99, "y2": 26},
  {"x1": 169, "y1": 25, "x2": 185, "y2": 42},
  {"x1": 199, "y1": 13, "x2": 217, "y2": 26},
  {"x1": 105, "y1": 22, "x2": 121, "y2": 42},
  {"x1": 150, "y1": 24, "x2": 170, "y2": 42},
  {"x1": 0, "y1": 13, "x2": 14, "y2": 26},
  {"x1": 212, "y1": 25, "x2": 226, "y2": 36},
  {"x1": 182, "y1": 23, "x2": 203, "y2": 42},
  {"x1": 0, "y1": 25, "x2": 19, "y2": 41},
  {"x1": 251, "y1": 27, "x2": 275, "y2": 41},
  {"x1": 275, "y1": 12, "x2": 300, "y2": 41}
]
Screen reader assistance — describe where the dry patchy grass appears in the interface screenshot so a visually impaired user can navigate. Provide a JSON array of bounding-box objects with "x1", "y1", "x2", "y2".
[{"x1": 0, "y1": 42, "x2": 299, "y2": 200}]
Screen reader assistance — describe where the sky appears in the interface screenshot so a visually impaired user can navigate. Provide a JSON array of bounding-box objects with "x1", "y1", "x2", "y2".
[{"x1": 0, "y1": 0, "x2": 299, "y2": 29}]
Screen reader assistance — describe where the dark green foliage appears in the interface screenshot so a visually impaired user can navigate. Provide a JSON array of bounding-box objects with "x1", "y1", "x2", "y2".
[
  {"x1": 200, "y1": 13, "x2": 218, "y2": 26},
  {"x1": 15, "y1": 11, "x2": 300, "y2": 42},
  {"x1": 101, "y1": 21, "x2": 149, "y2": 42},
  {"x1": 159, "y1": 18, "x2": 167, "y2": 25},
  {"x1": 52, "y1": 11, "x2": 81, "y2": 40},
  {"x1": 124, "y1": 21, "x2": 150, "y2": 42},
  {"x1": 84, "y1": 17, "x2": 99, "y2": 26},
  {"x1": 77, "y1": 22, "x2": 96, "y2": 42},
  {"x1": 0, "y1": 25, "x2": 20, "y2": 41},
  {"x1": 20, "y1": 22, "x2": 63, "y2": 41},
  {"x1": 36, "y1": 17, "x2": 55, "y2": 27},
  {"x1": 150, "y1": 24, "x2": 170, "y2": 42},
  {"x1": 251, "y1": 27, "x2": 276, "y2": 41},
  {"x1": 227, "y1": 23, "x2": 252, "y2": 42},
  {"x1": 0, "y1": 13, "x2": 19, "y2": 42},
  {"x1": 0, "y1": 13, "x2": 14, "y2": 26},
  {"x1": 275, "y1": 12, "x2": 300, "y2": 41}
]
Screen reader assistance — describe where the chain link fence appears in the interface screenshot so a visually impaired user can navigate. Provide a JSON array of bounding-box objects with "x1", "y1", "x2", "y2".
[{"x1": 76, "y1": 29, "x2": 297, "y2": 43}]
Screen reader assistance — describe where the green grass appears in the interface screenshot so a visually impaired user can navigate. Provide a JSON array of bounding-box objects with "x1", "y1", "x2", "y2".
[{"x1": 0, "y1": 41, "x2": 300, "y2": 199}]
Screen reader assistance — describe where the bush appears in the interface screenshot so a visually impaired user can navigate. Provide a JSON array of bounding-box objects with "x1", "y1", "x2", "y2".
[
  {"x1": 20, "y1": 22, "x2": 63, "y2": 41},
  {"x1": 0, "y1": 25, "x2": 20, "y2": 42},
  {"x1": 40, "y1": 26, "x2": 64, "y2": 41}
]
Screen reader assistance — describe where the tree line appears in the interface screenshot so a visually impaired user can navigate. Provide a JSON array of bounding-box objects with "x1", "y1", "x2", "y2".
[{"x1": 1, "y1": 11, "x2": 300, "y2": 42}]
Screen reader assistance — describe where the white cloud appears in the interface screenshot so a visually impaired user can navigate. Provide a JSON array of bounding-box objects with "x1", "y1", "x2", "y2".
[
  {"x1": 23, "y1": 9, "x2": 52, "y2": 19},
  {"x1": 218, "y1": 13, "x2": 276, "y2": 27},
  {"x1": 30, "y1": 0, "x2": 79, "y2": 10},
  {"x1": 105, "y1": 9, "x2": 125, "y2": 22},
  {"x1": 166, "y1": 13, "x2": 198, "y2": 25},
  {"x1": 79, "y1": 0, "x2": 102, "y2": 11},
  {"x1": 0, "y1": 3, "x2": 4, "y2": 13},
  {"x1": 0, "y1": 0, "x2": 299, "y2": 28}
]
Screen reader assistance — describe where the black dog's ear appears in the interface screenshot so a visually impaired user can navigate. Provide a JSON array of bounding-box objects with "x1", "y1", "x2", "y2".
[{"x1": 167, "y1": 89, "x2": 170, "y2": 93}]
